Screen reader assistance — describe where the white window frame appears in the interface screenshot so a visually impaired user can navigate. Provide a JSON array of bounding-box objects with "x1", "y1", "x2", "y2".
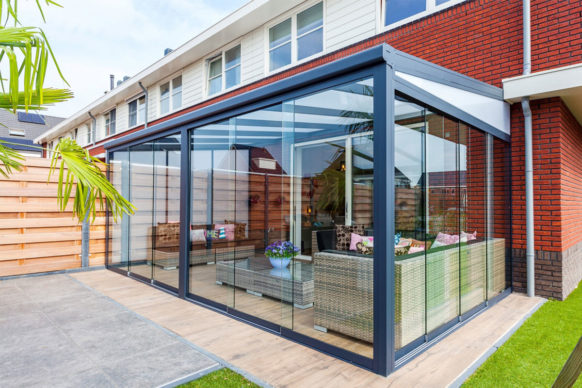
[
  {"x1": 380, "y1": 0, "x2": 467, "y2": 32},
  {"x1": 205, "y1": 43, "x2": 242, "y2": 97},
  {"x1": 264, "y1": 0, "x2": 326, "y2": 75},
  {"x1": 8, "y1": 128, "x2": 25, "y2": 137},
  {"x1": 105, "y1": 108, "x2": 116, "y2": 136},
  {"x1": 128, "y1": 95, "x2": 146, "y2": 128},
  {"x1": 159, "y1": 74, "x2": 183, "y2": 116}
]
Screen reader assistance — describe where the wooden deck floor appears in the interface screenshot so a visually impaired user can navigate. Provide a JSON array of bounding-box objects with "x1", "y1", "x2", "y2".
[{"x1": 71, "y1": 269, "x2": 543, "y2": 388}]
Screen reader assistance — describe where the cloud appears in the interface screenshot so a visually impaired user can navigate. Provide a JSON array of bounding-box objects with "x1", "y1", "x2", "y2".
[{"x1": 17, "y1": 0, "x2": 246, "y2": 118}]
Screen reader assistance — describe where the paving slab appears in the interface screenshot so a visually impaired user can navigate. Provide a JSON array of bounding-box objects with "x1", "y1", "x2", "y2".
[{"x1": 0, "y1": 274, "x2": 220, "y2": 388}]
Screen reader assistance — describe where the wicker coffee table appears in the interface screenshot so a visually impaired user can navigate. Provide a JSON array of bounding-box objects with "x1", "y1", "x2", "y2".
[{"x1": 215, "y1": 257, "x2": 314, "y2": 309}]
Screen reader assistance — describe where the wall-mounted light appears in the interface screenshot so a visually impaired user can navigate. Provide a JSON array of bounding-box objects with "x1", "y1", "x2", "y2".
[
  {"x1": 307, "y1": 205, "x2": 312, "y2": 215},
  {"x1": 340, "y1": 161, "x2": 346, "y2": 172}
]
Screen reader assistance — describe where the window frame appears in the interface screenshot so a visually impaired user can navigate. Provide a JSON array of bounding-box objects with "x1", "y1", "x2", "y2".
[
  {"x1": 205, "y1": 43, "x2": 242, "y2": 97},
  {"x1": 159, "y1": 74, "x2": 183, "y2": 116},
  {"x1": 128, "y1": 95, "x2": 146, "y2": 129},
  {"x1": 265, "y1": 0, "x2": 326, "y2": 75},
  {"x1": 380, "y1": 0, "x2": 467, "y2": 32},
  {"x1": 8, "y1": 128, "x2": 25, "y2": 137},
  {"x1": 105, "y1": 108, "x2": 117, "y2": 136}
]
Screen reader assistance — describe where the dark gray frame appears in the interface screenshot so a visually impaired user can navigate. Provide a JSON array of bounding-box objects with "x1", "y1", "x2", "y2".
[{"x1": 104, "y1": 43, "x2": 511, "y2": 376}]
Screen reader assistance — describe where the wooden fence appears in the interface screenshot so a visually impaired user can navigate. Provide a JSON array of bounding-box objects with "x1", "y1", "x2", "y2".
[{"x1": 0, "y1": 157, "x2": 106, "y2": 277}]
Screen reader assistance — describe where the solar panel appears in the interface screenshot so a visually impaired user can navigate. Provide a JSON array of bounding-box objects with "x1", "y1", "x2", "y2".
[{"x1": 17, "y1": 111, "x2": 45, "y2": 124}]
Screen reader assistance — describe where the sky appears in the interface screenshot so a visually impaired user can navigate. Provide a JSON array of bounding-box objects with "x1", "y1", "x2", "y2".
[{"x1": 19, "y1": 0, "x2": 247, "y2": 118}]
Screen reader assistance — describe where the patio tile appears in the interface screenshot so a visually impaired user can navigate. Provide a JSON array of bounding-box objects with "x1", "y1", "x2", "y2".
[{"x1": 0, "y1": 285, "x2": 30, "y2": 306}]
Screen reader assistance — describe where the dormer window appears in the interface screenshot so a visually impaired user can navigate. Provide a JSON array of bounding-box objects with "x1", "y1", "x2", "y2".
[
  {"x1": 207, "y1": 45, "x2": 241, "y2": 96},
  {"x1": 384, "y1": 0, "x2": 454, "y2": 27}
]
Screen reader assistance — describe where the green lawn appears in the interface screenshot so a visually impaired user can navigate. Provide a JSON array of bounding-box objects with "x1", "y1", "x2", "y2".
[
  {"x1": 464, "y1": 281, "x2": 582, "y2": 387},
  {"x1": 179, "y1": 368, "x2": 260, "y2": 388}
]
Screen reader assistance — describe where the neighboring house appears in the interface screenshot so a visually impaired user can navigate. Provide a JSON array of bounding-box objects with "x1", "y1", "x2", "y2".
[
  {"x1": 34, "y1": 0, "x2": 582, "y2": 376},
  {"x1": 0, "y1": 110, "x2": 64, "y2": 157}
]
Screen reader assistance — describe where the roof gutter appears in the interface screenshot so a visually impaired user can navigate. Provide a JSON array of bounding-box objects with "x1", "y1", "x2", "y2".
[
  {"x1": 138, "y1": 82, "x2": 149, "y2": 129},
  {"x1": 522, "y1": 0, "x2": 535, "y2": 297}
]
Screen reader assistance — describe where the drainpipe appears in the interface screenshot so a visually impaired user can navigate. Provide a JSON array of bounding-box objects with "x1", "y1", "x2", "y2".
[
  {"x1": 522, "y1": 0, "x2": 535, "y2": 297},
  {"x1": 138, "y1": 82, "x2": 149, "y2": 129},
  {"x1": 81, "y1": 112, "x2": 97, "y2": 268}
]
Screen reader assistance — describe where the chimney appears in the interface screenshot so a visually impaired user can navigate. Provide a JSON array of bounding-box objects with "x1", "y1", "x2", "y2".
[
  {"x1": 110, "y1": 74, "x2": 114, "y2": 90},
  {"x1": 164, "y1": 48, "x2": 173, "y2": 56}
]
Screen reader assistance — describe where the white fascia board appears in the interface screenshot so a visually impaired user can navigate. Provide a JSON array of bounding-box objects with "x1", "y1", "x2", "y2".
[
  {"x1": 35, "y1": 0, "x2": 303, "y2": 144},
  {"x1": 503, "y1": 63, "x2": 582, "y2": 103}
]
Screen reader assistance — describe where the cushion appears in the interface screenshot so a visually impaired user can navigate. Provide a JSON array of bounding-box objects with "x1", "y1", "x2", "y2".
[
  {"x1": 356, "y1": 241, "x2": 374, "y2": 255},
  {"x1": 435, "y1": 232, "x2": 459, "y2": 246},
  {"x1": 335, "y1": 224, "x2": 365, "y2": 251},
  {"x1": 190, "y1": 229, "x2": 206, "y2": 242},
  {"x1": 224, "y1": 220, "x2": 247, "y2": 240},
  {"x1": 408, "y1": 246, "x2": 425, "y2": 254},
  {"x1": 214, "y1": 223, "x2": 235, "y2": 241},
  {"x1": 431, "y1": 240, "x2": 446, "y2": 249},
  {"x1": 350, "y1": 233, "x2": 364, "y2": 251},
  {"x1": 461, "y1": 230, "x2": 477, "y2": 242}
]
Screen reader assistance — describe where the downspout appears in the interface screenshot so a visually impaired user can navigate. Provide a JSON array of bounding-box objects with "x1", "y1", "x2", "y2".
[
  {"x1": 81, "y1": 112, "x2": 97, "y2": 268},
  {"x1": 522, "y1": 0, "x2": 535, "y2": 297},
  {"x1": 138, "y1": 82, "x2": 149, "y2": 129}
]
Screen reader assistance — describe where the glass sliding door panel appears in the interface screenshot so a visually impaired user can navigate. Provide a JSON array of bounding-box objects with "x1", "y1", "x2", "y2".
[
  {"x1": 129, "y1": 142, "x2": 155, "y2": 280},
  {"x1": 152, "y1": 134, "x2": 181, "y2": 289},
  {"x1": 425, "y1": 113, "x2": 459, "y2": 333},
  {"x1": 488, "y1": 136, "x2": 510, "y2": 298},
  {"x1": 394, "y1": 96, "x2": 426, "y2": 350},
  {"x1": 189, "y1": 120, "x2": 236, "y2": 307},
  {"x1": 459, "y1": 125, "x2": 487, "y2": 314},
  {"x1": 108, "y1": 151, "x2": 130, "y2": 271},
  {"x1": 290, "y1": 77, "x2": 374, "y2": 358}
]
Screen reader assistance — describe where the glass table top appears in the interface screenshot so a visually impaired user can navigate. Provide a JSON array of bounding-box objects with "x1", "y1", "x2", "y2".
[{"x1": 218, "y1": 256, "x2": 313, "y2": 282}]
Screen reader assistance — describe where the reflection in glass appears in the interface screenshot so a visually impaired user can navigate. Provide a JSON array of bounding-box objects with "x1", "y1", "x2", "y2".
[
  {"x1": 385, "y1": 0, "x2": 426, "y2": 25},
  {"x1": 109, "y1": 151, "x2": 130, "y2": 271}
]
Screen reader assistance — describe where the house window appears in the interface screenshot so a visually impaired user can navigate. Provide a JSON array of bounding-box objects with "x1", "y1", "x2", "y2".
[
  {"x1": 384, "y1": 0, "x2": 453, "y2": 26},
  {"x1": 129, "y1": 96, "x2": 146, "y2": 127},
  {"x1": 74, "y1": 128, "x2": 78, "y2": 141},
  {"x1": 8, "y1": 128, "x2": 25, "y2": 137},
  {"x1": 160, "y1": 75, "x2": 183, "y2": 115},
  {"x1": 207, "y1": 45, "x2": 241, "y2": 96},
  {"x1": 105, "y1": 109, "x2": 116, "y2": 136},
  {"x1": 268, "y1": 2, "x2": 323, "y2": 72}
]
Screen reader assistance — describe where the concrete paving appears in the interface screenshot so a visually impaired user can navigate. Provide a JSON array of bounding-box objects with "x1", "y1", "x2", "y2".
[{"x1": 0, "y1": 274, "x2": 220, "y2": 388}]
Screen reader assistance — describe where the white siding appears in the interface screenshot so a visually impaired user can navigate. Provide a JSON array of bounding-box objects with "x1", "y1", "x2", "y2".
[
  {"x1": 95, "y1": 115, "x2": 106, "y2": 141},
  {"x1": 326, "y1": 0, "x2": 377, "y2": 52},
  {"x1": 241, "y1": 28, "x2": 264, "y2": 84},
  {"x1": 77, "y1": 123, "x2": 90, "y2": 147},
  {"x1": 182, "y1": 60, "x2": 204, "y2": 107}
]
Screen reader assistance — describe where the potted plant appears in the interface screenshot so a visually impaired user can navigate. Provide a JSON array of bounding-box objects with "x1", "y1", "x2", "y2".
[{"x1": 265, "y1": 241, "x2": 300, "y2": 269}]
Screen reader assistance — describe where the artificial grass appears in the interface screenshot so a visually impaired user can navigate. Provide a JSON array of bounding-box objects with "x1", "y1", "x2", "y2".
[
  {"x1": 464, "y1": 281, "x2": 582, "y2": 387},
  {"x1": 179, "y1": 368, "x2": 260, "y2": 388}
]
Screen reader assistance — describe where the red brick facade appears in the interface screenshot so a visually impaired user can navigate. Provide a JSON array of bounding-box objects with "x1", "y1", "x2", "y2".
[{"x1": 94, "y1": 0, "x2": 582, "y2": 298}]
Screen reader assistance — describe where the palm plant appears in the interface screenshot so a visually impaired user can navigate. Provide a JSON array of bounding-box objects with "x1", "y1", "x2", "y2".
[{"x1": 0, "y1": 0, "x2": 134, "y2": 222}]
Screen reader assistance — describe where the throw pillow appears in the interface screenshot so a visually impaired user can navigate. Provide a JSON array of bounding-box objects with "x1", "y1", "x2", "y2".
[
  {"x1": 190, "y1": 229, "x2": 206, "y2": 243},
  {"x1": 335, "y1": 224, "x2": 365, "y2": 251},
  {"x1": 224, "y1": 220, "x2": 247, "y2": 240},
  {"x1": 409, "y1": 246, "x2": 425, "y2": 254},
  {"x1": 350, "y1": 233, "x2": 364, "y2": 251},
  {"x1": 356, "y1": 241, "x2": 374, "y2": 255},
  {"x1": 214, "y1": 224, "x2": 235, "y2": 241},
  {"x1": 461, "y1": 230, "x2": 477, "y2": 242}
]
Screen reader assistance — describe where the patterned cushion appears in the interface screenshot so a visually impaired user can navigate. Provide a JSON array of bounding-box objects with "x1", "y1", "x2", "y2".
[
  {"x1": 335, "y1": 224, "x2": 365, "y2": 251},
  {"x1": 224, "y1": 220, "x2": 247, "y2": 240}
]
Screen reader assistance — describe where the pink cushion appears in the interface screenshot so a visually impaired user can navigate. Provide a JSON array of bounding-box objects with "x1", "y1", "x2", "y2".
[
  {"x1": 190, "y1": 229, "x2": 206, "y2": 242},
  {"x1": 435, "y1": 232, "x2": 459, "y2": 245},
  {"x1": 461, "y1": 231, "x2": 477, "y2": 242},
  {"x1": 214, "y1": 223, "x2": 235, "y2": 241},
  {"x1": 350, "y1": 233, "x2": 363, "y2": 251},
  {"x1": 409, "y1": 246, "x2": 425, "y2": 254}
]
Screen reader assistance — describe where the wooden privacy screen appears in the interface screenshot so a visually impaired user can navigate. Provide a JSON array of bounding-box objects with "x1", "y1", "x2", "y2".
[{"x1": 0, "y1": 157, "x2": 106, "y2": 276}]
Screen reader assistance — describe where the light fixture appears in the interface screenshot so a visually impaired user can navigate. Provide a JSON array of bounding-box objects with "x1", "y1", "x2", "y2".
[{"x1": 340, "y1": 161, "x2": 346, "y2": 172}]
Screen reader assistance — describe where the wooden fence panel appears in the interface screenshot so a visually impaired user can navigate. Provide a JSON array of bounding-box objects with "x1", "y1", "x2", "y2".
[{"x1": 0, "y1": 157, "x2": 106, "y2": 276}]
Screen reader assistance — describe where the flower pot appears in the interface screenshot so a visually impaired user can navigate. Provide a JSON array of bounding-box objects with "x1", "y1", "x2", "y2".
[{"x1": 268, "y1": 257, "x2": 291, "y2": 269}]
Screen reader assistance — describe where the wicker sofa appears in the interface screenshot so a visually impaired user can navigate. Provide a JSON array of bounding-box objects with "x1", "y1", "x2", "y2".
[
  {"x1": 149, "y1": 222, "x2": 255, "y2": 269},
  {"x1": 313, "y1": 238, "x2": 506, "y2": 347}
]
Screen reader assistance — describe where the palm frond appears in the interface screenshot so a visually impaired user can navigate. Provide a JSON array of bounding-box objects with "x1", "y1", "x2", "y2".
[
  {"x1": 0, "y1": 138, "x2": 23, "y2": 177},
  {"x1": 0, "y1": 88, "x2": 72, "y2": 110},
  {"x1": 49, "y1": 138, "x2": 135, "y2": 224}
]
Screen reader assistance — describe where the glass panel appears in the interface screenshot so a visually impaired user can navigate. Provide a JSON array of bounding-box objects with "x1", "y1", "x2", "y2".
[
  {"x1": 108, "y1": 151, "x2": 130, "y2": 271},
  {"x1": 110, "y1": 109, "x2": 116, "y2": 134},
  {"x1": 297, "y1": 2, "x2": 323, "y2": 36},
  {"x1": 172, "y1": 76, "x2": 182, "y2": 110},
  {"x1": 425, "y1": 112, "x2": 459, "y2": 333},
  {"x1": 394, "y1": 96, "x2": 426, "y2": 350},
  {"x1": 208, "y1": 75, "x2": 222, "y2": 96},
  {"x1": 269, "y1": 18, "x2": 291, "y2": 49},
  {"x1": 269, "y1": 43, "x2": 292, "y2": 71},
  {"x1": 225, "y1": 46, "x2": 241, "y2": 70},
  {"x1": 152, "y1": 134, "x2": 181, "y2": 289},
  {"x1": 129, "y1": 100, "x2": 137, "y2": 127},
  {"x1": 129, "y1": 141, "x2": 154, "y2": 280},
  {"x1": 297, "y1": 28, "x2": 323, "y2": 61},
  {"x1": 138, "y1": 96, "x2": 146, "y2": 124},
  {"x1": 189, "y1": 119, "x2": 235, "y2": 307},
  {"x1": 489, "y1": 136, "x2": 510, "y2": 298},
  {"x1": 209, "y1": 58, "x2": 222, "y2": 78},
  {"x1": 436, "y1": 0, "x2": 451, "y2": 4},
  {"x1": 160, "y1": 82, "x2": 170, "y2": 115},
  {"x1": 225, "y1": 67, "x2": 240, "y2": 90},
  {"x1": 385, "y1": 0, "x2": 426, "y2": 25},
  {"x1": 460, "y1": 124, "x2": 487, "y2": 314}
]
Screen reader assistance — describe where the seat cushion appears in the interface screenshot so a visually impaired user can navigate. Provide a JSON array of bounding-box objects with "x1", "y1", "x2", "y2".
[{"x1": 335, "y1": 224, "x2": 365, "y2": 251}]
